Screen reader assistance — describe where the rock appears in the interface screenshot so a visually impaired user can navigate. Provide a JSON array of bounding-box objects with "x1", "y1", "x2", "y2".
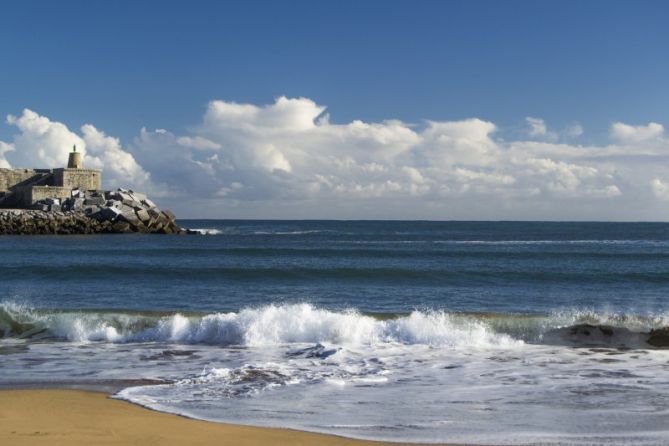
[
  {"x1": 112, "y1": 221, "x2": 132, "y2": 233},
  {"x1": 120, "y1": 211, "x2": 141, "y2": 228},
  {"x1": 129, "y1": 191, "x2": 147, "y2": 202},
  {"x1": 147, "y1": 208, "x2": 162, "y2": 219},
  {"x1": 136, "y1": 209, "x2": 151, "y2": 223},
  {"x1": 162, "y1": 209, "x2": 176, "y2": 222},
  {"x1": 0, "y1": 188, "x2": 192, "y2": 236},
  {"x1": 85, "y1": 205, "x2": 101, "y2": 215},
  {"x1": 72, "y1": 198, "x2": 85, "y2": 210},
  {"x1": 647, "y1": 327, "x2": 669, "y2": 348},
  {"x1": 100, "y1": 206, "x2": 122, "y2": 221},
  {"x1": 84, "y1": 196, "x2": 105, "y2": 206},
  {"x1": 105, "y1": 200, "x2": 122, "y2": 209}
]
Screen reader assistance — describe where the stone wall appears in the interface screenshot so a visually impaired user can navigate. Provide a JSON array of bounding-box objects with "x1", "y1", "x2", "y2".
[
  {"x1": 29, "y1": 186, "x2": 72, "y2": 205},
  {"x1": 53, "y1": 168, "x2": 102, "y2": 190},
  {"x1": 0, "y1": 168, "x2": 44, "y2": 192}
]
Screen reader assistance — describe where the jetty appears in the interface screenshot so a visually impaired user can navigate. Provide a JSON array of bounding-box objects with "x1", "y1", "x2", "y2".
[{"x1": 0, "y1": 146, "x2": 187, "y2": 234}]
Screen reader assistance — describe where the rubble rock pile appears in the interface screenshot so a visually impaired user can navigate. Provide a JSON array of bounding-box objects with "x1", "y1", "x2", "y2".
[{"x1": 0, "y1": 188, "x2": 192, "y2": 235}]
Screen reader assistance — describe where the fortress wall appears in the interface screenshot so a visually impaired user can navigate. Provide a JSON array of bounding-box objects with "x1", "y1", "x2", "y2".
[
  {"x1": 54, "y1": 168, "x2": 102, "y2": 190},
  {"x1": 0, "y1": 169, "x2": 42, "y2": 192},
  {"x1": 29, "y1": 186, "x2": 72, "y2": 205}
]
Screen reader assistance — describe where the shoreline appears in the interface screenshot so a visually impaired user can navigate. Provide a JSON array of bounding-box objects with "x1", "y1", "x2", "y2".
[{"x1": 0, "y1": 389, "x2": 465, "y2": 446}]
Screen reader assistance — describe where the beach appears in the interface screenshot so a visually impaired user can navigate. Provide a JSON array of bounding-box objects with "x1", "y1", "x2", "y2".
[{"x1": 0, "y1": 389, "x2": 440, "y2": 446}]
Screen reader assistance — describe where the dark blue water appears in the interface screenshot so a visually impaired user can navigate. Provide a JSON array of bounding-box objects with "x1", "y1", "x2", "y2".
[{"x1": 2, "y1": 220, "x2": 669, "y2": 315}]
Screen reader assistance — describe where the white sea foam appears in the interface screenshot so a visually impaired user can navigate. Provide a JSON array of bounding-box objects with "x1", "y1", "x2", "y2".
[
  {"x1": 189, "y1": 228, "x2": 223, "y2": 235},
  {"x1": 0, "y1": 302, "x2": 520, "y2": 348}
]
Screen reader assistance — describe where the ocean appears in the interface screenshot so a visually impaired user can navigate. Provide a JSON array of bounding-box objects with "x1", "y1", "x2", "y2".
[{"x1": 2, "y1": 221, "x2": 669, "y2": 445}]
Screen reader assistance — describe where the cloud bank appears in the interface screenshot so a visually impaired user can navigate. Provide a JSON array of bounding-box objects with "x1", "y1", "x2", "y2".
[{"x1": 2, "y1": 97, "x2": 669, "y2": 220}]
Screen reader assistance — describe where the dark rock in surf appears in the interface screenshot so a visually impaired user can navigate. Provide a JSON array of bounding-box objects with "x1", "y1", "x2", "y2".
[
  {"x1": 647, "y1": 327, "x2": 669, "y2": 348},
  {"x1": 542, "y1": 324, "x2": 648, "y2": 349},
  {"x1": 286, "y1": 343, "x2": 340, "y2": 359}
]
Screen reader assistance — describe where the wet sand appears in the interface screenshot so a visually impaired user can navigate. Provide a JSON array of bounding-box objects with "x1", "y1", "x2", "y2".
[{"x1": 0, "y1": 389, "x2": 460, "y2": 446}]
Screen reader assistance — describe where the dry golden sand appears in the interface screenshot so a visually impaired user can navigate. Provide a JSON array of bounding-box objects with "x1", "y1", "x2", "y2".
[{"x1": 0, "y1": 389, "x2": 461, "y2": 446}]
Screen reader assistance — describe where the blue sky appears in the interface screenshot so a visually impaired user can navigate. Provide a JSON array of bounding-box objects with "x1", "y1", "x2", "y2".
[
  {"x1": 1, "y1": 1, "x2": 669, "y2": 219},
  {"x1": 2, "y1": 0, "x2": 667, "y2": 142}
]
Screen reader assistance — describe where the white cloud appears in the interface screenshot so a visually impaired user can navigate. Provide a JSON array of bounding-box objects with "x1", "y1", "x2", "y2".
[
  {"x1": 6, "y1": 109, "x2": 84, "y2": 168},
  {"x1": 2, "y1": 99, "x2": 669, "y2": 220},
  {"x1": 651, "y1": 178, "x2": 669, "y2": 200},
  {"x1": 0, "y1": 141, "x2": 13, "y2": 168},
  {"x1": 1, "y1": 109, "x2": 154, "y2": 192},
  {"x1": 525, "y1": 116, "x2": 561, "y2": 142},
  {"x1": 80, "y1": 124, "x2": 152, "y2": 190},
  {"x1": 177, "y1": 136, "x2": 222, "y2": 150},
  {"x1": 526, "y1": 117, "x2": 547, "y2": 137},
  {"x1": 610, "y1": 122, "x2": 665, "y2": 144}
]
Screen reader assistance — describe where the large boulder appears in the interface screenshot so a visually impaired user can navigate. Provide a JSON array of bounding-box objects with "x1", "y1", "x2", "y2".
[{"x1": 647, "y1": 327, "x2": 669, "y2": 348}]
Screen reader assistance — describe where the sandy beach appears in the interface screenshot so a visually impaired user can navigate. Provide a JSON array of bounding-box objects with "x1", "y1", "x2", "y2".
[{"x1": 0, "y1": 389, "x2": 455, "y2": 446}]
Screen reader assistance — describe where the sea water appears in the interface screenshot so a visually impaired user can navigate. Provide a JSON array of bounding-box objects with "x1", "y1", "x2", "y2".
[{"x1": 2, "y1": 221, "x2": 669, "y2": 445}]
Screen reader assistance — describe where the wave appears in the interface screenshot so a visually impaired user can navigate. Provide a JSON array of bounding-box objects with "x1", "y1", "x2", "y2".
[
  {"x1": 184, "y1": 228, "x2": 330, "y2": 236},
  {"x1": 252, "y1": 230, "x2": 328, "y2": 235},
  {"x1": 2, "y1": 301, "x2": 669, "y2": 349},
  {"x1": 189, "y1": 228, "x2": 223, "y2": 235},
  {"x1": 0, "y1": 302, "x2": 515, "y2": 347}
]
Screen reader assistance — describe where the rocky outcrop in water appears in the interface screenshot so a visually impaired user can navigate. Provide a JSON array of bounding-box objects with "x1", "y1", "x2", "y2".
[
  {"x1": 542, "y1": 323, "x2": 669, "y2": 349},
  {"x1": 647, "y1": 327, "x2": 669, "y2": 348},
  {"x1": 0, "y1": 188, "x2": 193, "y2": 235}
]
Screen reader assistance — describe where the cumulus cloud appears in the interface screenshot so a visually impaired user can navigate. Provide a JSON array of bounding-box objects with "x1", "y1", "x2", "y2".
[
  {"x1": 525, "y1": 116, "x2": 561, "y2": 142},
  {"x1": 0, "y1": 141, "x2": 13, "y2": 168},
  {"x1": 610, "y1": 122, "x2": 665, "y2": 144},
  {"x1": 1, "y1": 109, "x2": 153, "y2": 191},
  {"x1": 526, "y1": 117, "x2": 548, "y2": 137},
  {"x1": 80, "y1": 124, "x2": 152, "y2": 190},
  {"x1": 2, "y1": 98, "x2": 669, "y2": 219},
  {"x1": 651, "y1": 178, "x2": 669, "y2": 200}
]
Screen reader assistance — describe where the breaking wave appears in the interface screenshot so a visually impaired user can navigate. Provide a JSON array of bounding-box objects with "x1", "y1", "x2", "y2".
[
  {"x1": 189, "y1": 228, "x2": 223, "y2": 235},
  {"x1": 1, "y1": 301, "x2": 668, "y2": 349}
]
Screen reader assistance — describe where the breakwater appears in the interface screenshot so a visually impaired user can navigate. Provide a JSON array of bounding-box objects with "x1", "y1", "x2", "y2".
[{"x1": 0, "y1": 188, "x2": 189, "y2": 235}]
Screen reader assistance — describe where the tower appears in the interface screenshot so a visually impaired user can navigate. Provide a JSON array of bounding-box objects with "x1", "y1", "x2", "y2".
[{"x1": 67, "y1": 144, "x2": 82, "y2": 169}]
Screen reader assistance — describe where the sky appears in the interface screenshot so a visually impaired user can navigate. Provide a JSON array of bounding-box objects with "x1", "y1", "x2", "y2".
[{"x1": 1, "y1": 0, "x2": 668, "y2": 220}]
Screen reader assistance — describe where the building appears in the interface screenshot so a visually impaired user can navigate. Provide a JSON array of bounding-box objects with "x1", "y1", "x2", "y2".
[{"x1": 0, "y1": 146, "x2": 102, "y2": 208}]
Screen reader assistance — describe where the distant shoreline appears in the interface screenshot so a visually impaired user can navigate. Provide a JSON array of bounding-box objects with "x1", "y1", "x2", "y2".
[{"x1": 0, "y1": 389, "x2": 458, "y2": 446}]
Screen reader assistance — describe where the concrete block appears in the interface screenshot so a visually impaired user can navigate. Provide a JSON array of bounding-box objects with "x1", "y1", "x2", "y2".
[
  {"x1": 136, "y1": 209, "x2": 151, "y2": 223},
  {"x1": 100, "y1": 206, "x2": 123, "y2": 221},
  {"x1": 148, "y1": 208, "x2": 161, "y2": 219},
  {"x1": 112, "y1": 221, "x2": 132, "y2": 233},
  {"x1": 129, "y1": 192, "x2": 147, "y2": 202},
  {"x1": 105, "y1": 200, "x2": 123, "y2": 209},
  {"x1": 142, "y1": 198, "x2": 157, "y2": 209},
  {"x1": 84, "y1": 205, "x2": 101, "y2": 215},
  {"x1": 162, "y1": 209, "x2": 176, "y2": 222},
  {"x1": 84, "y1": 196, "x2": 105, "y2": 206}
]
